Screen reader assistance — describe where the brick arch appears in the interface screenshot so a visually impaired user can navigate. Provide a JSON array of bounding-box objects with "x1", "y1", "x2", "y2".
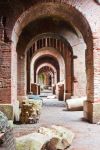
[
  {"x1": 30, "y1": 48, "x2": 65, "y2": 84},
  {"x1": 11, "y1": 2, "x2": 93, "y2": 102},
  {"x1": 12, "y1": 2, "x2": 93, "y2": 48},
  {"x1": 25, "y1": 33, "x2": 74, "y2": 95},
  {"x1": 36, "y1": 63, "x2": 57, "y2": 85},
  {"x1": 11, "y1": 1, "x2": 100, "y2": 122}
]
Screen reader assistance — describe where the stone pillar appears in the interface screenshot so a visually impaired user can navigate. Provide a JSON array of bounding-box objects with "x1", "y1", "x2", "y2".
[
  {"x1": 51, "y1": 75, "x2": 54, "y2": 85},
  {"x1": 0, "y1": 42, "x2": 11, "y2": 103},
  {"x1": 17, "y1": 54, "x2": 27, "y2": 100},
  {"x1": 65, "y1": 49, "x2": 72, "y2": 96},
  {"x1": 54, "y1": 72, "x2": 57, "y2": 84},
  {"x1": 11, "y1": 43, "x2": 17, "y2": 104},
  {"x1": 36, "y1": 73, "x2": 38, "y2": 84},
  {"x1": 45, "y1": 73, "x2": 49, "y2": 86},
  {"x1": 84, "y1": 31, "x2": 100, "y2": 123}
]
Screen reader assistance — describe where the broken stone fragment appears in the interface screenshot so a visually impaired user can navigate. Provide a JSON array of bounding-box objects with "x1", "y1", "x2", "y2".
[
  {"x1": 16, "y1": 125, "x2": 74, "y2": 150},
  {"x1": 52, "y1": 125, "x2": 74, "y2": 145},
  {"x1": 20, "y1": 99, "x2": 42, "y2": 124},
  {"x1": 41, "y1": 137, "x2": 70, "y2": 150},
  {"x1": 65, "y1": 97, "x2": 86, "y2": 111},
  {"x1": 16, "y1": 132, "x2": 51, "y2": 150},
  {"x1": 39, "y1": 125, "x2": 74, "y2": 149}
]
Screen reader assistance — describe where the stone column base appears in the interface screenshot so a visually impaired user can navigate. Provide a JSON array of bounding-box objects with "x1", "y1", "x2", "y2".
[{"x1": 84, "y1": 101, "x2": 100, "y2": 123}]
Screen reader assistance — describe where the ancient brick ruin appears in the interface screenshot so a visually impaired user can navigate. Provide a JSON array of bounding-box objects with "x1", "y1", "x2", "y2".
[{"x1": 0, "y1": 0, "x2": 100, "y2": 123}]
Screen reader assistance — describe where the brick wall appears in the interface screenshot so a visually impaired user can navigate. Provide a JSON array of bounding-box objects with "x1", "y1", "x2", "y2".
[
  {"x1": 73, "y1": 42, "x2": 86, "y2": 97},
  {"x1": 11, "y1": 1, "x2": 94, "y2": 100},
  {"x1": 0, "y1": 42, "x2": 11, "y2": 104},
  {"x1": 0, "y1": 0, "x2": 99, "y2": 104},
  {"x1": 93, "y1": 30, "x2": 100, "y2": 102}
]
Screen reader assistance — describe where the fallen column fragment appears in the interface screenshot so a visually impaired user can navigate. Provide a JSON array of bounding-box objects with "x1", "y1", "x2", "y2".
[{"x1": 65, "y1": 97, "x2": 87, "y2": 111}]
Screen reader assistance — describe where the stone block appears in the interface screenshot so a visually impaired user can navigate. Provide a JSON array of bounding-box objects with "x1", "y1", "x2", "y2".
[
  {"x1": 83, "y1": 101, "x2": 93, "y2": 112},
  {"x1": 13, "y1": 101, "x2": 20, "y2": 122},
  {"x1": 16, "y1": 133, "x2": 50, "y2": 150},
  {"x1": 31, "y1": 83, "x2": 38, "y2": 95},
  {"x1": 56, "y1": 82, "x2": 64, "y2": 101},
  {"x1": 20, "y1": 98, "x2": 42, "y2": 124},
  {"x1": 83, "y1": 101, "x2": 100, "y2": 123},
  {"x1": 0, "y1": 104, "x2": 13, "y2": 120},
  {"x1": 66, "y1": 97, "x2": 86, "y2": 111},
  {"x1": 16, "y1": 125, "x2": 74, "y2": 150},
  {"x1": 83, "y1": 110, "x2": 92, "y2": 122}
]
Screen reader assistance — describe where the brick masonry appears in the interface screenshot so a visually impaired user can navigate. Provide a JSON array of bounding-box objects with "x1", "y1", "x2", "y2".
[
  {"x1": 0, "y1": 42, "x2": 11, "y2": 104},
  {"x1": 93, "y1": 31, "x2": 100, "y2": 102},
  {"x1": 11, "y1": 1, "x2": 94, "y2": 101},
  {"x1": 0, "y1": 0, "x2": 100, "y2": 122}
]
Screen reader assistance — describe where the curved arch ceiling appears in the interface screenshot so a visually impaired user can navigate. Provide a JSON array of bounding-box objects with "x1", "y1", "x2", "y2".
[{"x1": 17, "y1": 16, "x2": 83, "y2": 54}]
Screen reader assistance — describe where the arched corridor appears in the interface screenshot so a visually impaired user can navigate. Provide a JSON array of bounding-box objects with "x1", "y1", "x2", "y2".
[
  {"x1": 0, "y1": 1, "x2": 100, "y2": 149},
  {"x1": 0, "y1": 0, "x2": 100, "y2": 121}
]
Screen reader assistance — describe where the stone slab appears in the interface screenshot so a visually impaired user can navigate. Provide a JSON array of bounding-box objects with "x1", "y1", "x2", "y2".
[
  {"x1": 84, "y1": 101, "x2": 100, "y2": 123},
  {"x1": 16, "y1": 125, "x2": 74, "y2": 150}
]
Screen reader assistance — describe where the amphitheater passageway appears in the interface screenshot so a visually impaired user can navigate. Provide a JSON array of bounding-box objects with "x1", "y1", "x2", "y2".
[
  {"x1": 0, "y1": 1, "x2": 100, "y2": 149},
  {"x1": 14, "y1": 90, "x2": 100, "y2": 150}
]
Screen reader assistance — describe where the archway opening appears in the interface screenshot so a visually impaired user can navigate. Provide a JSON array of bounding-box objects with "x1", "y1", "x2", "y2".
[{"x1": 11, "y1": 2, "x2": 93, "y2": 122}]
